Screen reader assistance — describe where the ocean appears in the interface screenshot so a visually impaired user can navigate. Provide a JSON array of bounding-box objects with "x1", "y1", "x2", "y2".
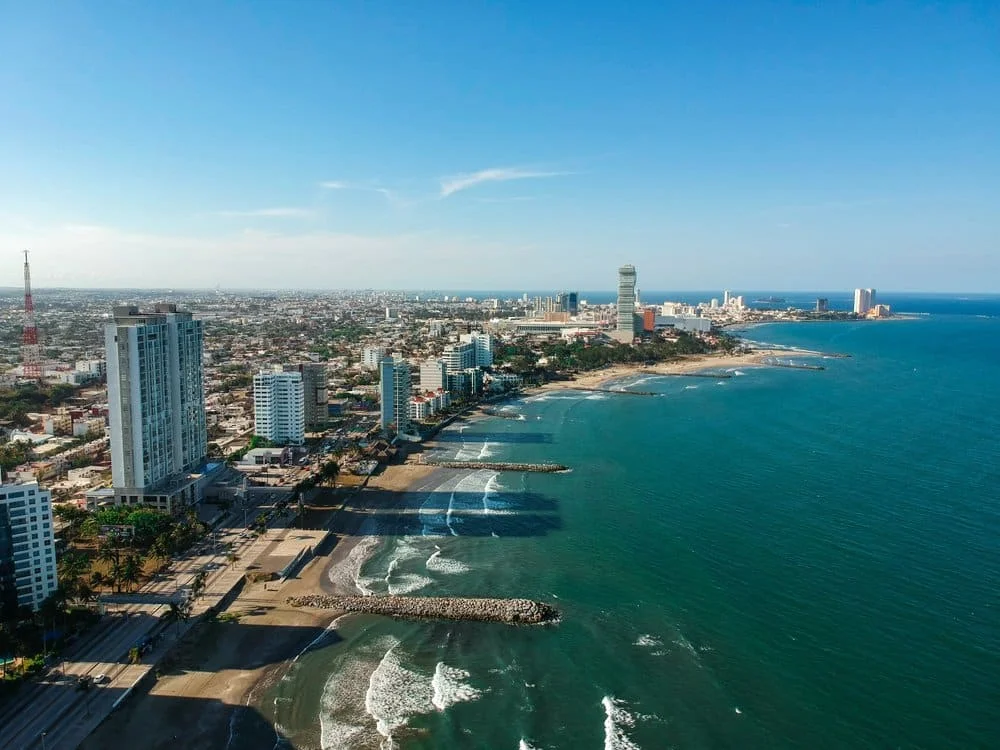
[{"x1": 264, "y1": 298, "x2": 1000, "y2": 749}]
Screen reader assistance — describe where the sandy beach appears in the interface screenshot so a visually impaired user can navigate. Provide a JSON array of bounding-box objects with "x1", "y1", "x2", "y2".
[
  {"x1": 532, "y1": 347, "x2": 816, "y2": 392},
  {"x1": 81, "y1": 464, "x2": 439, "y2": 750}
]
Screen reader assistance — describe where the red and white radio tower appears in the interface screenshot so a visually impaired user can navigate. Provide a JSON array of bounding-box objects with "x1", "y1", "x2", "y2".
[{"x1": 22, "y1": 250, "x2": 42, "y2": 380}]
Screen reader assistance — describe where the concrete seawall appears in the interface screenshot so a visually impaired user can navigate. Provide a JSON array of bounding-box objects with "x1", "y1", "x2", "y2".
[{"x1": 288, "y1": 594, "x2": 560, "y2": 625}]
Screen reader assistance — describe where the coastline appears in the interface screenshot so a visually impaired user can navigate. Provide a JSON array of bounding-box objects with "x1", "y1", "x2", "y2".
[
  {"x1": 81, "y1": 347, "x2": 825, "y2": 747},
  {"x1": 81, "y1": 462, "x2": 442, "y2": 750},
  {"x1": 528, "y1": 347, "x2": 819, "y2": 392}
]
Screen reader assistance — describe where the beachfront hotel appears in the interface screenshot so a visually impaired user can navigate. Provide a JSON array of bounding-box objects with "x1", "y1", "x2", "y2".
[
  {"x1": 854, "y1": 288, "x2": 876, "y2": 315},
  {"x1": 105, "y1": 304, "x2": 208, "y2": 511}
]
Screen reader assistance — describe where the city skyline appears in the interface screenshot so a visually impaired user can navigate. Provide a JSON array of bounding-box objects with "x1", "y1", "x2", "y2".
[{"x1": 2, "y1": 2, "x2": 998, "y2": 292}]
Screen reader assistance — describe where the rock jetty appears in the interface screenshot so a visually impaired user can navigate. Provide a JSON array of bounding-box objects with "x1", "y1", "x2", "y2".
[
  {"x1": 288, "y1": 594, "x2": 560, "y2": 625},
  {"x1": 426, "y1": 461, "x2": 568, "y2": 473}
]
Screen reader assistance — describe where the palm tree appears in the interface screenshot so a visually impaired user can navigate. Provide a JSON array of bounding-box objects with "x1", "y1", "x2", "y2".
[
  {"x1": 191, "y1": 571, "x2": 207, "y2": 600},
  {"x1": 120, "y1": 554, "x2": 144, "y2": 593},
  {"x1": 163, "y1": 600, "x2": 191, "y2": 639}
]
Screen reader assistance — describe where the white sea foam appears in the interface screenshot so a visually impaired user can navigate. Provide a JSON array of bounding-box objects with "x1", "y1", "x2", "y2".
[
  {"x1": 426, "y1": 549, "x2": 472, "y2": 575},
  {"x1": 431, "y1": 662, "x2": 483, "y2": 711},
  {"x1": 716, "y1": 381, "x2": 727, "y2": 386},
  {"x1": 684, "y1": 385, "x2": 698, "y2": 390},
  {"x1": 519, "y1": 740, "x2": 540, "y2": 750},
  {"x1": 476, "y1": 440, "x2": 494, "y2": 459},
  {"x1": 733, "y1": 370, "x2": 746, "y2": 376},
  {"x1": 387, "y1": 573, "x2": 434, "y2": 595},
  {"x1": 327, "y1": 532, "x2": 382, "y2": 596},
  {"x1": 602, "y1": 696, "x2": 641, "y2": 750},
  {"x1": 364, "y1": 640, "x2": 435, "y2": 747},
  {"x1": 319, "y1": 639, "x2": 388, "y2": 749},
  {"x1": 633, "y1": 634, "x2": 663, "y2": 648}
]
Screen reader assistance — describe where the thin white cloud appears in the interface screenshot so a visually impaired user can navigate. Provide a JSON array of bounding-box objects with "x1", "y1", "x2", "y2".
[
  {"x1": 319, "y1": 181, "x2": 398, "y2": 203},
  {"x1": 439, "y1": 167, "x2": 570, "y2": 198},
  {"x1": 216, "y1": 207, "x2": 314, "y2": 218}
]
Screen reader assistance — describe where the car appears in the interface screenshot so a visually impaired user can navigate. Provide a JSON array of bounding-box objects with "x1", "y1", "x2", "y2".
[{"x1": 93, "y1": 673, "x2": 109, "y2": 685}]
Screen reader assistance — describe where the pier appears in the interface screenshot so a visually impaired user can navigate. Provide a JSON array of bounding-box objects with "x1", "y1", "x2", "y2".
[
  {"x1": 480, "y1": 408, "x2": 524, "y2": 420},
  {"x1": 288, "y1": 594, "x2": 560, "y2": 625},
  {"x1": 424, "y1": 460, "x2": 569, "y2": 472}
]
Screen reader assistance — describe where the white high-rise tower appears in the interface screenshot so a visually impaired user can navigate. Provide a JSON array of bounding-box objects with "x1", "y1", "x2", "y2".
[
  {"x1": 105, "y1": 304, "x2": 207, "y2": 511},
  {"x1": 254, "y1": 369, "x2": 306, "y2": 445},
  {"x1": 616, "y1": 264, "x2": 637, "y2": 333}
]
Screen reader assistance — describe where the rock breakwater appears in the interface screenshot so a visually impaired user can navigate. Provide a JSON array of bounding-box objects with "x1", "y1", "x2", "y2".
[{"x1": 288, "y1": 594, "x2": 560, "y2": 625}]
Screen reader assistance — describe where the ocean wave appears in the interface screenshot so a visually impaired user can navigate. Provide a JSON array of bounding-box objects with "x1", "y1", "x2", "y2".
[
  {"x1": 426, "y1": 548, "x2": 472, "y2": 575},
  {"x1": 365, "y1": 640, "x2": 435, "y2": 746},
  {"x1": 519, "y1": 740, "x2": 541, "y2": 750},
  {"x1": 633, "y1": 634, "x2": 663, "y2": 648},
  {"x1": 431, "y1": 662, "x2": 483, "y2": 711},
  {"x1": 602, "y1": 696, "x2": 641, "y2": 750},
  {"x1": 683, "y1": 385, "x2": 698, "y2": 390}
]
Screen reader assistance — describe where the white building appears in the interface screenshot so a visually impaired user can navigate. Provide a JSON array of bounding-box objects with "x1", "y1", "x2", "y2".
[
  {"x1": 853, "y1": 288, "x2": 876, "y2": 315},
  {"x1": 420, "y1": 359, "x2": 448, "y2": 391},
  {"x1": 361, "y1": 346, "x2": 386, "y2": 370},
  {"x1": 459, "y1": 332, "x2": 494, "y2": 367},
  {"x1": 442, "y1": 342, "x2": 476, "y2": 373},
  {"x1": 254, "y1": 369, "x2": 306, "y2": 446},
  {"x1": 75, "y1": 359, "x2": 107, "y2": 380},
  {"x1": 379, "y1": 356, "x2": 412, "y2": 435},
  {"x1": 105, "y1": 304, "x2": 207, "y2": 511},
  {"x1": 617, "y1": 264, "x2": 638, "y2": 333},
  {"x1": 0, "y1": 481, "x2": 57, "y2": 612}
]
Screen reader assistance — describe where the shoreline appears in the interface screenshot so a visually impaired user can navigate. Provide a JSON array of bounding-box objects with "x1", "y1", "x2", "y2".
[
  {"x1": 526, "y1": 347, "x2": 822, "y2": 393},
  {"x1": 80, "y1": 346, "x2": 832, "y2": 747}
]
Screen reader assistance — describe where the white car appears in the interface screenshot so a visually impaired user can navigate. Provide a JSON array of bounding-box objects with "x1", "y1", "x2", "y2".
[{"x1": 93, "y1": 674, "x2": 109, "y2": 685}]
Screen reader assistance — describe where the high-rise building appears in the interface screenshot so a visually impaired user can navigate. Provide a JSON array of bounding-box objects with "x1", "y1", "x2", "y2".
[
  {"x1": 361, "y1": 346, "x2": 386, "y2": 370},
  {"x1": 420, "y1": 359, "x2": 448, "y2": 391},
  {"x1": 616, "y1": 265, "x2": 637, "y2": 332},
  {"x1": 557, "y1": 292, "x2": 579, "y2": 315},
  {"x1": 0, "y1": 481, "x2": 57, "y2": 613},
  {"x1": 723, "y1": 290, "x2": 733, "y2": 307},
  {"x1": 442, "y1": 342, "x2": 476, "y2": 373},
  {"x1": 284, "y1": 363, "x2": 327, "y2": 431},
  {"x1": 254, "y1": 369, "x2": 306, "y2": 445},
  {"x1": 459, "y1": 332, "x2": 494, "y2": 367},
  {"x1": 816, "y1": 298, "x2": 830, "y2": 312},
  {"x1": 853, "y1": 288, "x2": 876, "y2": 315},
  {"x1": 106, "y1": 305, "x2": 207, "y2": 510},
  {"x1": 379, "y1": 356, "x2": 412, "y2": 435}
]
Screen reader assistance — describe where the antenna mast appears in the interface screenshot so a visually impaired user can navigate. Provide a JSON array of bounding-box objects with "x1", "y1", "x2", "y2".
[{"x1": 22, "y1": 250, "x2": 42, "y2": 380}]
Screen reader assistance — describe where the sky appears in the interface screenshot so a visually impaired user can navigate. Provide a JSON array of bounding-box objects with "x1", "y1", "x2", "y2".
[{"x1": 1, "y1": 1, "x2": 998, "y2": 292}]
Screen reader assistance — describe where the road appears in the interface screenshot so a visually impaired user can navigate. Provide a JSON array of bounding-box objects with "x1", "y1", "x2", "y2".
[{"x1": 0, "y1": 493, "x2": 291, "y2": 750}]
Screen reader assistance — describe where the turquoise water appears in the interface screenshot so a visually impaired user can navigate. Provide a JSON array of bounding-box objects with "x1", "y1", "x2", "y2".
[{"x1": 267, "y1": 313, "x2": 1000, "y2": 749}]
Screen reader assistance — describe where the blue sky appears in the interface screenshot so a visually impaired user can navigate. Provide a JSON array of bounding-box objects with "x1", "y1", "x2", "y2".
[{"x1": 1, "y1": 1, "x2": 997, "y2": 291}]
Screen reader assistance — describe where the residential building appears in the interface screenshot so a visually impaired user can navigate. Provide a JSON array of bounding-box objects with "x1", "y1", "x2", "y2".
[
  {"x1": 361, "y1": 346, "x2": 386, "y2": 370},
  {"x1": 379, "y1": 356, "x2": 412, "y2": 435},
  {"x1": 459, "y1": 332, "x2": 494, "y2": 367},
  {"x1": 816, "y1": 298, "x2": 830, "y2": 312},
  {"x1": 0, "y1": 481, "x2": 57, "y2": 613},
  {"x1": 105, "y1": 304, "x2": 207, "y2": 511},
  {"x1": 616, "y1": 264, "x2": 637, "y2": 333},
  {"x1": 447, "y1": 368, "x2": 484, "y2": 397},
  {"x1": 254, "y1": 369, "x2": 305, "y2": 446},
  {"x1": 442, "y1": 342, "x2": 476, "y2": 373},
  {"x1": 284, "y1": 362, "x2": 327, "y2": 431},
  {"x1": 853, "y1": 288, "x2": 876, "y2": 315},
  {"x1": 420, "y1": 359, "x2": 448, "y2": 391}
]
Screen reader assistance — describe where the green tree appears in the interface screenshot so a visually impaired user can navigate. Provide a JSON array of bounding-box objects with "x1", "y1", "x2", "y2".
[{"x1": 120, "y1": 554, "x2": 144, "y2": 593}]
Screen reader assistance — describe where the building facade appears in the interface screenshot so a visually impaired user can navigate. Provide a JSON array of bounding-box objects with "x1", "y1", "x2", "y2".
[
  {"x1": 105, "y1": 304, "x2": 207, "y2": 509},
  {"x1": 558, "y1": 291, "x2": 579, "y2": 315},
  {"x1": 284, "y1": 363, "x2": 327, "y2": 431},
  {"x1": 0, "y1": 481, "x2": 57, "y2": 614},
  {"x1": 361, "y1": 346, "x2": 387, "y2": 370},
  {"x1": 459, "y1": 332, "x2": 494, "y2": 367},
  {"x1": 379, "y1": 356, "x2": 412, "y2": 435},
  {"x1": 420, "y1": 359, "x2": 448, "y2": 391},
  {"x1": 617, "y1": 265, "x2": 637, "y2": 332},
  {"x1": 442, "y1": 342, "x2": 476, "y2": 373},
  {"x1": 254, "y1": 369, "x2": 306, "y2": 445},
  {"x1": 853, "y1": 288, "x2": 876, "y2": 315}
]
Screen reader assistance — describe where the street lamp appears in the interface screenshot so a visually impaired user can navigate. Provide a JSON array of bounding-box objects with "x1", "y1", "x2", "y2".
[{"x1": 40, "y1": 732, "x2": 47, "y2": 750}]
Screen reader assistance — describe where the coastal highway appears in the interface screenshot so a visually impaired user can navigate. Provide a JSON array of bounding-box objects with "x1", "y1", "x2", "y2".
[{"x1": 0, "y1": 498, "x2": 279, "y2": 750}]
